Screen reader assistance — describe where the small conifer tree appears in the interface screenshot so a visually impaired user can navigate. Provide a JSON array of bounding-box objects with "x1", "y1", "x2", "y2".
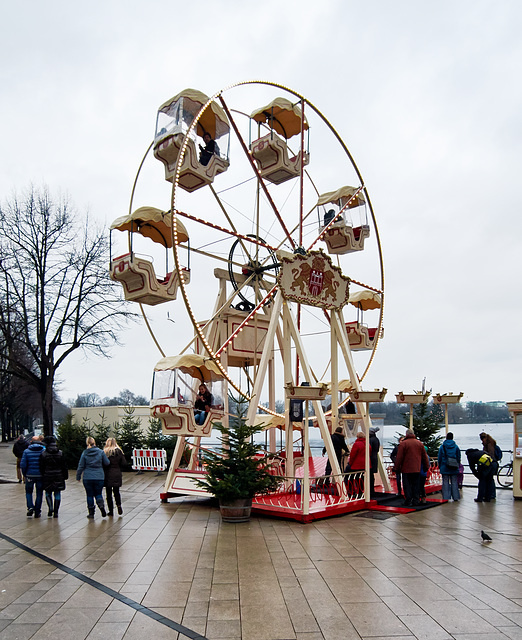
[
  {"x1": 115, "y1": 406, "x2": 143, "y2": 468},
  {"x1": 402, "y1": 402, "x2": 444, "y2": 457},
  {"x1": 195, "y1": 396, "x2": 279, "y2": 502},
  {"x1": 56, "y1": 415, "x2": 89, "y2": 469},
  {"x1": 92, "y1": 413, "x2": 111, "y2": 446}
]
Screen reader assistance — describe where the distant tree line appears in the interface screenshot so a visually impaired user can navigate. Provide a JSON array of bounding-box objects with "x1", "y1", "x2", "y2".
[
  {"x1": 369, "y1": 401, "x2": 511, "y2": 424},
  {"x1": 71, "y1": 389, "x2": 148, "y2": 407}
]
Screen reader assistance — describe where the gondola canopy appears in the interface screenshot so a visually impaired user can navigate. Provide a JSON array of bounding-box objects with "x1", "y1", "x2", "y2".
[
  {"x1": 251, "y1": 97, "x2": 308, "y2": 139},
  {"x1": 110, "y1": 207, "x2": 189, "y2": 247}
]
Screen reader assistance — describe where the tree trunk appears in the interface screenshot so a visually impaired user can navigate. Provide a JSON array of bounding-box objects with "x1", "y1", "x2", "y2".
[{"x1": 42, "y1": 376, "x2": 54, "y2": 436}]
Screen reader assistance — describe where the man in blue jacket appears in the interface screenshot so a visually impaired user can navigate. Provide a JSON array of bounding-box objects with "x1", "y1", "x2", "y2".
[{"x1": 20, "y1": 436, "x2": 46, "y2": 517}]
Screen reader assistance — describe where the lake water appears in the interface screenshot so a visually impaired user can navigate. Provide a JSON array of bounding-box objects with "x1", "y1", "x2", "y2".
[{"x1": 207, "y1": 422, "x2": 514, "y2": 459}]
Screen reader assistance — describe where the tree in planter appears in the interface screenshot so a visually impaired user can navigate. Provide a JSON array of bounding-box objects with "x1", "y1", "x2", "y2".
[
  {"x1": 115, "y1": 406, "x2": 143, "y2": 468},
  {"x1": 402, "y1": 401, "x2": 444, "y2": 457},
  {"x1": 195, "y1": 397, "x2": 279, "y2": 520}
]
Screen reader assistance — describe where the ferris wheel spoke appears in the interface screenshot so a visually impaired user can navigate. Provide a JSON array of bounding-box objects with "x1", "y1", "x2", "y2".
[{"x1": 219, "y1": 96, "x2": 297, "y2": 250}]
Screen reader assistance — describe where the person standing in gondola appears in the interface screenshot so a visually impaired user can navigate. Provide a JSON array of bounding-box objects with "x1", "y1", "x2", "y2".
[{"x1": 199, "y1": 132, "x2": 218, "y2": 166}]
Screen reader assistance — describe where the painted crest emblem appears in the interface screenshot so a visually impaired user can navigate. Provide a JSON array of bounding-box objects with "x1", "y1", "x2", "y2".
[{"x1": 277, "y1": 249, "x2": 350, "y2": 310}]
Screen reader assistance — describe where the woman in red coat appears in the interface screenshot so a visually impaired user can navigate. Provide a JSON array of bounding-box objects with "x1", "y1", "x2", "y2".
[
  {"x1": 347, "y1": 432, "x2": 366, "y2": 470},
  {"x1": 345, "y1": 432, "x2": 366, "y2": 495}
]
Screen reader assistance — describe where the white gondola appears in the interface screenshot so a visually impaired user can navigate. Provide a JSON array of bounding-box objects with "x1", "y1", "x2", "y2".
[
  {"x1": 109, "y1": 207, "x2": 190, "y2": 305},
  {"x1": 250, "y1": 98, "x2": 309, "y2": 185},
  {"x1": 153, "y1": 89, "x2": 230, "y2": 192},
  {"x1": 318, "y1": 186, "x2": 369, "y2": 255},
  {"x1": 150, "y1": 354, "x2": 224, "y2": 437},
  {"x1": 345, "y1": 290, "x2": 383, "y2": 351}
]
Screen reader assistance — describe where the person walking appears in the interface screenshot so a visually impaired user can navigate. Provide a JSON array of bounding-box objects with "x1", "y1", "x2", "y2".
[
  {"x1": 39, "y1": 436, "x2": 68, "y2": 517},
  {"x1": 103, "y1": 438, "x2": 127, "y2": 516},
  {"x1": 322, "y1": 426, "x2": 349, "y2": 480},
  {"x1": 394, "y1": 429, "x2": 430, "y2": 507},
  {"x1": 20, "y1": 436, "x2": 45, "y2": 517},
  {"x1": 437, "y1": 432, "x2": 461, "y2": 502},
  {"x1": 76, "y1": 437, "x2": 110, "y2": 519},
  {"x1": 12, "y1": 434, "x2": 28, "y2": 483}
]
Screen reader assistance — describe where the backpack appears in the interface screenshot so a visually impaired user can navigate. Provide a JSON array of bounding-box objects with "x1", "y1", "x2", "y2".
[
  {"x1": 494, "y1": 444, "x2": 502, "y2": 462},
  {"x1": 478, "y1": 453, "x2": 493, "y2": 468}
]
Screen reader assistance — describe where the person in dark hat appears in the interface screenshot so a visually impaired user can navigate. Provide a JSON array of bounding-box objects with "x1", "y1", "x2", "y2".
[{"x1": 322, "y1": 426, "x2": 349, "y2": 480}]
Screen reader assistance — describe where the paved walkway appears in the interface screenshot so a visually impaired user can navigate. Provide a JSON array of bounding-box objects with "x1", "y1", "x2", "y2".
[{"x1": 0, "y1": 441, "x2": 521, "y2": 640}]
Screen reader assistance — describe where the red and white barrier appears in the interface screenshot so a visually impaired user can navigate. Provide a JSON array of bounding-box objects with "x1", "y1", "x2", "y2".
[{"x1": 132, "y1": 449, "x2": 167, "y2": 472}]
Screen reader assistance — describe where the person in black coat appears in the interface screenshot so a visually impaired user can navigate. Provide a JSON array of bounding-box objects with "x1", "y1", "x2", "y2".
[
  {"x1": 199, "y1": 132, "x2": 218, "y2": 166},
  {"x1": 369, "y1": 426, "x2": 381, "y2": 497},
  {"x1": 39, "y1": 436, "x2": 68, "y2": 517},
  {"x1": 322, "y1": 427, "x2": 349, "y2": 479},
  {"x1": 13, "y1": 435, "x2": 29, "y2": 483},
  {"x1": 103, "y1": 438, "x2": 127, "y2": 516}
]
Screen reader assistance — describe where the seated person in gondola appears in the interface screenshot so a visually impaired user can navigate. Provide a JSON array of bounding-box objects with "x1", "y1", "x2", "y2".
[
  {"x1": 194, "y1": 383, "x2": 213, "y2": 425},
  {"x1": 323, "y1": 209, "x2": 336, "y2": 227},
  {"x1": 199, "y1": 133, "x2": 219, "y2": 166}
]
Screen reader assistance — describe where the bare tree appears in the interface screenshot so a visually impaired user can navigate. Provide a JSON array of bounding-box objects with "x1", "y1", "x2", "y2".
[{"x1": 0, "y1": 186, "x2": 134, "y2": 436}]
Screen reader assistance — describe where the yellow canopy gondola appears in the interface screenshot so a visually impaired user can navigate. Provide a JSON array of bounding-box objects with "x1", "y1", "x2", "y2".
[
  {"x1": 158, "y1": 89, "x2": 230, "y2": 140},
  {"x1": 251, "y1": 97, "x2": 308, "y2": 139},
  {"x1": 348, "y1": 290, "x2": 382, "y2": 311},
  {"x1": 316, "y1": 186, "x2": 365, "y2": 209},
  {"x1": 153, "y1": 354, "x2": 224, "y2": 382},
  {"x1": 110, "y1": 207, "x2": 189, "y2": 247}
]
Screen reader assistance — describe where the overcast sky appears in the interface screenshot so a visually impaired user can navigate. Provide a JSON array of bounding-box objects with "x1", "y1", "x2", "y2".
[{"x1": 1, "y1": 0, "x2": 521, "y2": 405}]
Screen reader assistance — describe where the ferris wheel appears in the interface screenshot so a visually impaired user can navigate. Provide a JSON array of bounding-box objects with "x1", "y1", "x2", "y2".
[{"x1": 109, "y1": 81, "x2": 386, "y2": 507}]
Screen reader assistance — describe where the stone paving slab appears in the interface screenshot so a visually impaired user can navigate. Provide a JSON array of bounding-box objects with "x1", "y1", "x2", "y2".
[{"x1": 0, "y1": 442, "x2": 522, "y2": 639}]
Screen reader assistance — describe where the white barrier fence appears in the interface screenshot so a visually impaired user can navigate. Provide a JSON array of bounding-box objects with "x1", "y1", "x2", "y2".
[{"x1": 132, "y1": 449, "x2": 167, "y2": 473}]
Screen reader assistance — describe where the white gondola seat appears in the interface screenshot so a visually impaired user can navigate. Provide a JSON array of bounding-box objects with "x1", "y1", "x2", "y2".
[
  {"x1": 110, "y1": 252, "x2": 190, "y2": 306},
  {"x1": 345, "y1": 321, "x2": 381, "y2": 351},
  {"x1": 154, "y1": 132, "x2": 229, "y2": 193},
  {"x1": 150, "y1": 401, "x2": 224, "y2": 438},
  {"x1": 323, "y1": 223, "x2": 370, "y2": 255},
  {"x1": 251, "y1": 133, "x2": 309, "y2": 185}
]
